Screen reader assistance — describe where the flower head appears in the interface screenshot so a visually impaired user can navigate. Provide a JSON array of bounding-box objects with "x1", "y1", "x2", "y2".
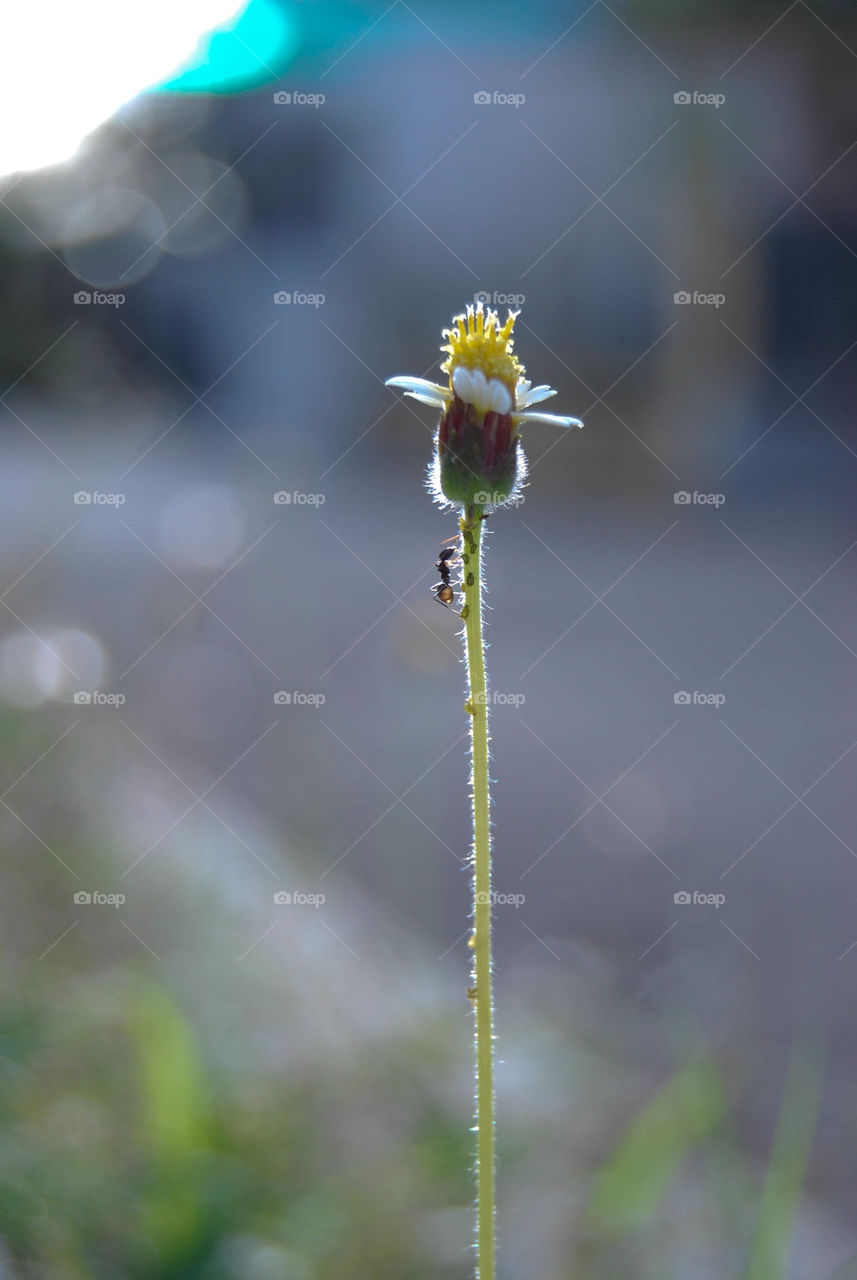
[
  {"x1": 441, "y1": 305, "x2": 523, "y2": 402},
  {"x1": 386, "y1": 300, "x2": 582, "y2": 509}
]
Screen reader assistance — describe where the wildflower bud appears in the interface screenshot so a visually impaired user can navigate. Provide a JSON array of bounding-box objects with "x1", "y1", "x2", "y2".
[
  {"x1": 386, "y1": 300, "x2": 583, "y2": 511},
  {"x1": 436, "y1": 305, "x2": 522, "y2": 507}
]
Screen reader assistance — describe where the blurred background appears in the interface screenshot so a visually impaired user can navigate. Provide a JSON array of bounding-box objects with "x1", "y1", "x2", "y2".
[{"x1": 2, "y1": 0, "x2": 857, "y2": 1276}]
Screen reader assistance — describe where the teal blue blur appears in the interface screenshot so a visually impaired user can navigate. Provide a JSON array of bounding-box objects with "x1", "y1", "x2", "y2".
[{"x1": 156, "y1": 0, "x2": 300, "y2": 94}]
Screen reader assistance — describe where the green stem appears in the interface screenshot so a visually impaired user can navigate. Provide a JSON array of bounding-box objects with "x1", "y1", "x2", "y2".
[{"x1": 460, "y1": 504, "x2": 495, "y2": 1280}]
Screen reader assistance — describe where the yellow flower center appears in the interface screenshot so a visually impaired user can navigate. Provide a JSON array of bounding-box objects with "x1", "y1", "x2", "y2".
[{"x1": 440, "y1": 302, "x2": 524, "y2": 394}]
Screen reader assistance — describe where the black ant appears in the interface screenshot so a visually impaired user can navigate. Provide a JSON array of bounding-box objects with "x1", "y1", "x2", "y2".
[
  {"x1": 431, "y1": 515, "x2": 491, "y2": 608},
  {"x1": 432, "y1": 538, "x2": 459, "y2": 608}
]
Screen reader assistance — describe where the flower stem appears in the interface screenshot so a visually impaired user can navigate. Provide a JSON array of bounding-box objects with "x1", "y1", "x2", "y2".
[{"x1": 460, "y1": 504, "x2": 495, "y2": 1280}]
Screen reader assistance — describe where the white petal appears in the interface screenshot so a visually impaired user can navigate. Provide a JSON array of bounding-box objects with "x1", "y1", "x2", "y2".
[
  {"x1": 517, "y1": 383, "x2": 557, "y2": 408},
  {"x1": 516, "y1": 410, "x2": 584, "y2": 429},
  {"x1": 487, "y1": 379, "x2": 512, "y2": 414},
  {"x1": 386, "y1": 375, "x2": 445, "y2": 393},
  {"x1": 452, "y1": 366, "x2": 512, "y2": 415},
  {"x1": 386, "y1": 375, "x2": 449, "y2": 408},
  {"x1": 452, "y1": 365, "x2": 480, "y2": 403}
]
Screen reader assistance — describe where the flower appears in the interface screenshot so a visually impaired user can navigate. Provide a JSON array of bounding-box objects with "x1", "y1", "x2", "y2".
[{"x1": 386, "y1": 300, "x2": 583, "y2": 509}]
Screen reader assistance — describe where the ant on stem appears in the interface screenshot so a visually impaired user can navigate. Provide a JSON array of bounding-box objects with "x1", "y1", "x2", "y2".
[{"x1": 432, "y1": 537, "x2": 459, "y2": 608}]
